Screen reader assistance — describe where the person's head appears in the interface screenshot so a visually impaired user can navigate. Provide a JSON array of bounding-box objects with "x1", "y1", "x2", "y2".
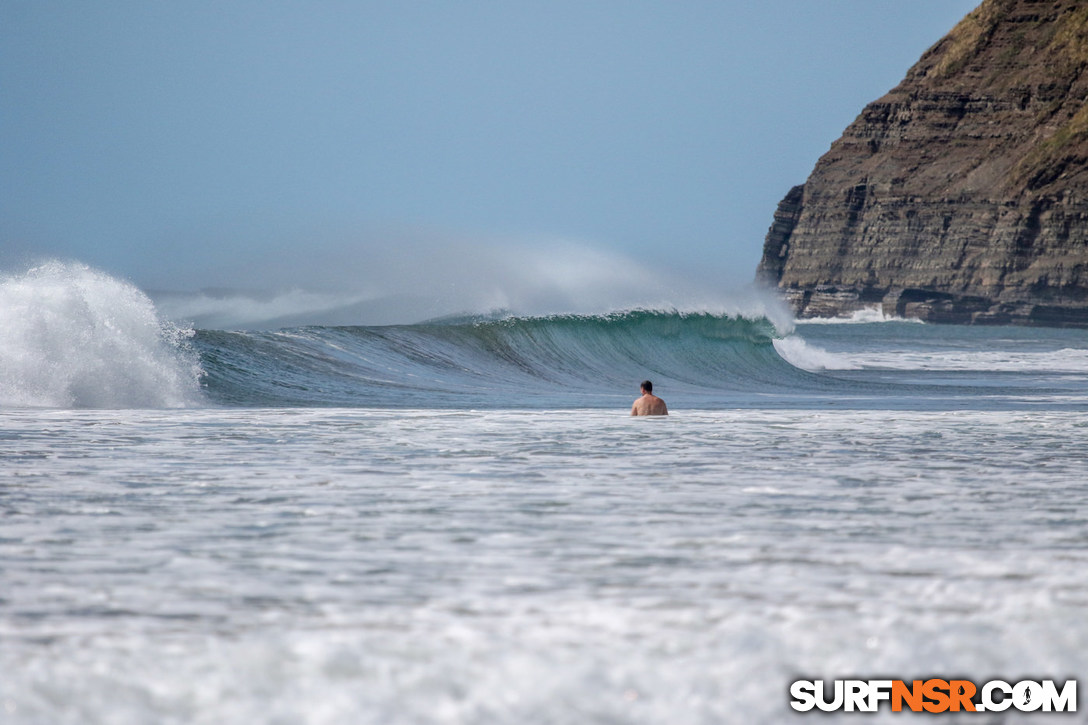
[{"x1": 640, "y1": 380, "x2": 653, "y2": 394}]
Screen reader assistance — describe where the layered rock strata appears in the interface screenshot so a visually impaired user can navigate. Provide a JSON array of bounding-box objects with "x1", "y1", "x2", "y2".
[{"x1": 757, "y1": 0, "x2": 1088, "y2": 325}]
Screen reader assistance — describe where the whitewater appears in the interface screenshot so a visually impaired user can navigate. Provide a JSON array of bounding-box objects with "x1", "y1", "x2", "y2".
[{"x1": 1, "y1": 263, "x2": 1086, "y2": 723}]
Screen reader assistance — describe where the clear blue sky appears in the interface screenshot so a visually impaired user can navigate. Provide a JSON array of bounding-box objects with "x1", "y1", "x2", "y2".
[{"x1": 2, "y1": 1, "x2": 979, "y2": 303}]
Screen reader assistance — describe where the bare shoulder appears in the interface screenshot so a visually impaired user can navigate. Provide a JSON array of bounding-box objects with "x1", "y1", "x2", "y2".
[{"x1": 631, "y1": 394, "x2": 668, "y2": 416}]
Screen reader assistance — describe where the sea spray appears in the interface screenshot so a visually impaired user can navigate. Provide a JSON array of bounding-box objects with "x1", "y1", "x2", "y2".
[
  {"x1": 772, "y1": 336, "x2": 860, "y2": 372},
  {"x1": 147, "y1": 231, "x2": 797, "y2": 331},
  {"x1": 0, "y1": 262, "x2": 202, "y2": 408}
]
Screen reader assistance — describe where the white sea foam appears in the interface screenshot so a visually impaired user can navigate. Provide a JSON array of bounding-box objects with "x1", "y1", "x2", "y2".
[
  {"x1": 1, "y1": 407, "x2": 1084, "y2": 723},
  {"x1": 772, "y1": 335, "x2": 859, "y2": 371},
  {"x1": 801, "y1": 305, "x2": 924, "y2": 324},
  {"x1": 781, "y1": 345, "x2": 1088, "y2": 373},
  {"x1": 842, "y1": 348, "x2": 1088, "y2": 372},
  {"x1": 0, "y1": 261, "x2": 202, "y2": 408},
  {"x1": 778, "y1": 330, "x2": 1088, "y2": 374}
]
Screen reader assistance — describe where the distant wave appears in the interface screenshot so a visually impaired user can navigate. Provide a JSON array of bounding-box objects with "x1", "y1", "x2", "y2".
[{"x1": 0, "y1": 262, "x2": 202, "y2": 408}]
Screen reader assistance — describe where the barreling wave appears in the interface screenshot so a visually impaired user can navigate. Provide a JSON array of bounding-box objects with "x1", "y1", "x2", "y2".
[
  {"x1": 0, "y1": 262, "x2": 858, "y2": 409},
  {"x1": 195, "y1": 310, "x2": 830, "y2": 408}
]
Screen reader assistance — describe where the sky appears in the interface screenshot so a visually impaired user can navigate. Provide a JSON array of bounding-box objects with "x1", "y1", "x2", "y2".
[{"x1": 1, "y1": 1, "x2": 980, "y2": 323}]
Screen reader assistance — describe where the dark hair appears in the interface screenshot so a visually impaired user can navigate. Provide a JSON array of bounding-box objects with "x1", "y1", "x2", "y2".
[{"x1": 641, "y1": 380, "x2": 653, "y2": 393}]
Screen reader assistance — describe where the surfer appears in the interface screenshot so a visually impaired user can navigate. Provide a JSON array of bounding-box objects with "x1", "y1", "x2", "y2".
[{"x1": 631, "y1": 380, "x2": 668, "y2": 416}]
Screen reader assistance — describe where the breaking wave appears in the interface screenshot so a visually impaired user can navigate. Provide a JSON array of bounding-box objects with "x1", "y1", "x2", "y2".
[
  {"x1": 193, "y1": 310, "x2": 829, "y2": 408},
  {"x1": 0, "y1": 262, "x2": 202, "y2": 408},
  {"x1": 13, "y1": 263, "x2": 1021, "y2": 410}
]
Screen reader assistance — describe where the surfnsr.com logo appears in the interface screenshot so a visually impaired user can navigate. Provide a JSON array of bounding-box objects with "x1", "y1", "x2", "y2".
[{"x1": 790, "y1": 679, "x2": 1077, "y2": 714}]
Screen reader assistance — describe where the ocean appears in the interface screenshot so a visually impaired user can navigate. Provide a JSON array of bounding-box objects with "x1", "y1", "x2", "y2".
[{"x1": 1, "y1": 263, "x2": 1085, "y2": 723}]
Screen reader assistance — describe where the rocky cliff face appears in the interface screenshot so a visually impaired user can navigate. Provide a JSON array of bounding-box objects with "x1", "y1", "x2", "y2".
[{"x1": 758, "y1": 0, "x2": 1088, "y2": 325}]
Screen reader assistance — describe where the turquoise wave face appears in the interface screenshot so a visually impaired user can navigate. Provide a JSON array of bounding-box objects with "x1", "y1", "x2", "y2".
[{"x1": 193, "y1": 310, "x2": 828, "y2": 408}]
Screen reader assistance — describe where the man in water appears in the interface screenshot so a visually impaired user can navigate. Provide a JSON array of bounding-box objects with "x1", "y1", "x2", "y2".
[{"x1": 631, "y1": 380, "x2": 668, "y2": 416}]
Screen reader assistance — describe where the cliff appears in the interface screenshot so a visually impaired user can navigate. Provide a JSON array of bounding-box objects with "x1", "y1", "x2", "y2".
[{"x1": 757, "y1": 0, "x2": 1088, "y2": 325}]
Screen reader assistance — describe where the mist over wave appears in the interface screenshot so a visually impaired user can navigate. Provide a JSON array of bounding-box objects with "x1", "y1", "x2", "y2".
[
  {"x1": 147, "y1": 234, "x2": 792, "y2": 330},
  {"x1": 0, "y1": 262, "x2": 202, "y2": 408}
]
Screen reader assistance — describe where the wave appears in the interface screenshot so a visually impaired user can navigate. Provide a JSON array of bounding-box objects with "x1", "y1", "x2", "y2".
[
  {"x1": 0, "y1": 261, "x2": 838, "y2": 409},
  {"x1": 0, "y1": 262, "x2": 202, "y2": 408},
  {"x1": 14, "y1": 262, "x2": 1071, "y2": 411},
  {"x1": 19, "y1": 263, "x2": 1002, "y2": 409},
  {"x1": 194, "y1": 310, "x2": 826, "y2": 408}
]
